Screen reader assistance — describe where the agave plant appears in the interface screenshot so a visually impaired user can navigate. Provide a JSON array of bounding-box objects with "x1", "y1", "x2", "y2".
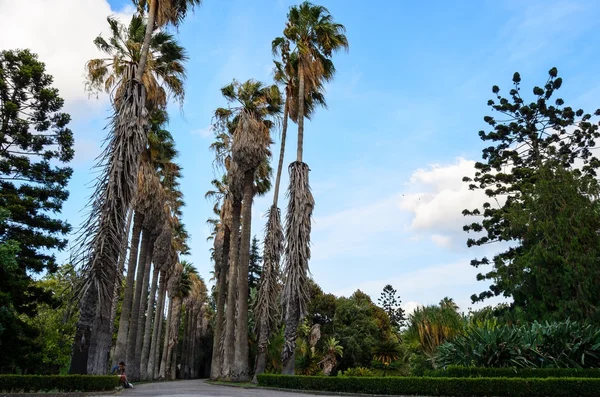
[{"x1": 435, "y1": 320, "x2": 600, "y2": 369}]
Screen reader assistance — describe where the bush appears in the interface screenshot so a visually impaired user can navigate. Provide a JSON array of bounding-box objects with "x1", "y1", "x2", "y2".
[
  {"x1": 436, "y1": 320, "x2": 600, "y2": 369},
  {"x1": 0, "y1": 375, "x2": 119, "y2": 392},
  {"x1": 426, "y1": 366, "x2": 600, "y2": 378},
  {"x1": 257, "y1": 374, "x2": 600, "y2": 396}
]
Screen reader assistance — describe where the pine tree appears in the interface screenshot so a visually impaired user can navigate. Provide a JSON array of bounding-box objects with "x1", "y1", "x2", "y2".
[
  {"x1": 0, "y1": 49, "x2": 73, "y2": 371},
  {"x1": 248, "y1": 235, "x2": 262, "y2": 293},
  {"x1": 378, "y1": 284, "x2": 406, "y2": 329}
]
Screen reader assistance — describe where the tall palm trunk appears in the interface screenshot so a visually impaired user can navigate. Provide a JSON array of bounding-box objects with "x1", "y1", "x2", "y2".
[
  {"x1": 296, "y1": 65, "x2": 305, "y2": 162},
  {"x1": 282, "y1": 63, "x2": 313, "y2": 375},
  {"x1": 126, "y1": 228, "x2": 150, "y2": 367},
  {"x1": 166, "y1": 295, "x2": 182, "y2": 380},
  {"x1": 222, "y1": 197, "x2": 242, "y2": 378},
  {"x1": 232, "y1": 170, "x2": 255, "y2": 381},
  {"x1": 253, "y1": 207, "x2": 283, "y2": 382},
  {"x1": 135, "y1": 0, "x2": 157, "y2": 82},
  {"x1": 133, "y1": 241, "x2": 154, "y2": 380},
  {"x1": 109, "y1": 209, "x2": 133, "y2": 361},
  {"x1": 71, "y1": 80, "x2": 148, "y2": 375},
  {"x1": 69, "y1": 283, "x2": 96, "y2": 374},
  {"x1": 159, "y1": 296, "x2": 173, "y2": 379},
  {"x1": 181, "y1": 304, "x2": 193, "y2": 378},
  {"x1": 210, "y1": 226, "x2": 230, "y2": 380},
  {"x1": 113, "y1": 211, "x2": 144, "y2": 366},
  {"x1": 273, "y1": 102, "x2": 289, "y2": 206},
  {"x1": 253, "y1": 101, "x2": 288, "y2": 382},
  {"x1": 148, "y1": 270, "x2": 167, "y2": 379},
  {"x1": 140, "y1": 266, "x2": 159, "y2": 378},
  {"x1": 180, "y1": 305, "x2": 189, "y2": 378}
]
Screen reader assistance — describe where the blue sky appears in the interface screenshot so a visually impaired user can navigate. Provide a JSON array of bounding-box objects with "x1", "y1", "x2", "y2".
[{"x1": 3, "y1": 0, "x2": 600, "y2": 312}]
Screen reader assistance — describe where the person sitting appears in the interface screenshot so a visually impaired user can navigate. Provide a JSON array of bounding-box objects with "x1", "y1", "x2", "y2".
[{"x1": 114, "y1": 361, "x2": 133, "y2": 388}]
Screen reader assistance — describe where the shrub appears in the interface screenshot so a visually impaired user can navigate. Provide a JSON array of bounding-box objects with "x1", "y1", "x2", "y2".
[
  {"x1": 339, "y1": 367, "x2": 375, "y2": 377},
  {"x1": 436, "y1": 320, "x2": 600, "y2": 369},
  {"x1": 257, "y1": 374, "x2": 600, "y2": 396},
  {"x1": 426, "y1": 366, "x2": 600, "y2": 378},
  {"x1": 0, "y1": 375, "x2": 119, "y2": 392}
]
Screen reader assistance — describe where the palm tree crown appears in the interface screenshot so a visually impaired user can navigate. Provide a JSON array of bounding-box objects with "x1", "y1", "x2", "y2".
[{"x1": 86, "y1": 15, "x2": 187, "y2": 108}]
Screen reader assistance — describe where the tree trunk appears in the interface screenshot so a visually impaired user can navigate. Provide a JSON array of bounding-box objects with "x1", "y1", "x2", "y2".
[
  {"x1": 273, "y1": 102, "x2": 289, "y2": 207},
  {"x1": 210, "y1": 226, "x2": 230, "y2": 380},
  {"x1": 180, "y1": 305, "x2": 190, "y2": 379},
  {"x1": 148, "y1": 270, "x2": 167, "y2": 379},
  {"x1": 232, "y1": 170, "x2": 255, "y2": 381},
  {"x1": 222, "y1": 197, "x2": 242, "y2": 378},
  {"x1": 113, "y1": 212, "x2": 144, "y2": 366},
  {"x1": 69, "y1": 283, "x2": 97, "y2": 374},
  {"x1": 109, "y1": 209, "x2": 133, "y2": 361},
  {"x1": 87, "y1": 288, "x2": 114, "y2": 374},
  {"x1": 282, "y1": 297, "x2": 300, "y2": 375},
  {"x1": 135, "y1": 0, "x2": 157, "y2": 82},
  {"x1": 133, "y1": 242, "x2": 153, "y2": 380},
  {"x1": 281, "y1": 162, "x2": 314, "y2": 375},
  {"x1": 296, "y1": 64, "x2": 305, "y2": 163},
  {"x1": 140, "y1": 266, "x2": 159, "y2": 379},
  {"x1": 159, "y1": 296, "x2": 173, "y2": 379},
  {"x1": 126, "y1": 228, "x2": 150, "y2": 371},
  {"x1": 166, "y1": 296, "x2": 182, "y2": 380}
]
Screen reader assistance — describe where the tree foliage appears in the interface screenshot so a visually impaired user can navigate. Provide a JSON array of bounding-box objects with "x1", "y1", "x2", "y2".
[
  {"x1": 463, "y1": 68, "x2": 600, "y2": 321},
  {"x1": 0, "y1": 50, "x2": 73, "y2": 372},
  {"x1": 378, "y1": 284, "x2": 406, "y2": 329},
  {"x1": 248, "y1": 235, "x2": 262, "y2": 293}
]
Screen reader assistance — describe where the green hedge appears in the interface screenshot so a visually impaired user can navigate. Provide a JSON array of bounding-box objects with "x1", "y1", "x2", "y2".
[
  {"x1": 257, "y1": 374, "x2": 600, "y2": 396},
  {"x1": 426, "y1": 366, "x2": 600, "y2": 378},
  {"x1": 0, "y1": 375, "x2": 119, "y2": 393}
]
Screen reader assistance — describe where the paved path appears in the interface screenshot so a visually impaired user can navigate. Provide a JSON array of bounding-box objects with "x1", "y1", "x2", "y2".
[{"x1": 102, "y1": 379, "x2": 339, "y2": 397}]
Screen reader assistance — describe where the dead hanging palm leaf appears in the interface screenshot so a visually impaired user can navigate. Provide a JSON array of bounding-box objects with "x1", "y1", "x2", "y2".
[
  {"x1": 281, "y1": 161, "x2": 314, "y2": 371},
  {"x1": 153, "y1": 220, "x2": 173, "y2": 271},
  {"x1": 252, "y1": 206, "x2": 283, "y2": 380},
  {"x1": 232, "y1": 113, "x2": 271, "y2": 172},
  {"x1": 153, "y1": 0, "x2": 203, "y2": 28},
  {"x1": 73, "y1": 79, "x2": 148, "y2": 374}
]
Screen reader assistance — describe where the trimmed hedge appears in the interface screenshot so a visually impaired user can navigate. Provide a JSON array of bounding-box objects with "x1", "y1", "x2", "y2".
[
  {"x1": 257, "y1": 374, "x2": 600, "y2": 396},
  {"x1": 426, "y1": 366, "x2": 600, "y2": 378},
  {"x1": 0, "y1": 375, "x2": 119, "y2": 393}
]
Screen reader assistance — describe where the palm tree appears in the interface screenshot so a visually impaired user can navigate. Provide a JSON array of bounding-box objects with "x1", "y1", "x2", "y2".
[
  {"x1": 207, "y1": 140, "x2": 273, "y2": 380},
  {"x1": 113, "y1": 110, "x2": 172, "y2": 373},
  {"x1": 440, "y1": 297, "x2": 459, "y2": 312},
  {"x1": 405, "y1": 305, "x2": 463, "y2": 362},
  {"x1": 252, "y1": 35, "x2": 329, "y2": 383},
  {"x1": 86, "y1": 14, "x2": 187, "y2": 109},
  {"x1": 207, "y1": 125, "x2": 234, "y2": 380},
  {"x1": 71, "y1": 0, "x2": 200, "y2": 374},
  {"x1": 161, "y1": 260, "x2": 197, "y2": 380},
  {"x1": 321, "y1": 337, "x2": 343, "y2": 376},
  {"x1": 216, "y1": 79, "x2": 282, "y2": 381},
  {"x1": 180, "y1": 272, "x2": 208, "y2": 378},
  {"x1": 276, "y1": 1, "x2": 348, "y2": 375}
]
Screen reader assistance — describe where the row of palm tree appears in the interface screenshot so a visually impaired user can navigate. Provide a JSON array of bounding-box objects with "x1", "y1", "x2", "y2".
[
  {"x1": 207, "y1": 1, "x2": 348, "y2": 381},
  {"x1": 70, "y1": 0, "x2": 205, "y2": 378}
]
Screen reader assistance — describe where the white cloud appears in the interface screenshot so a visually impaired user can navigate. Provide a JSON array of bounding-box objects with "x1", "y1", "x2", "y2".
[
  {"x1": 399, "y1": 157, "x2": 493, "y2": 248},
  {"x1": 402, "y1": 301, "x2": 422, "y2": 316},
  {"x1": 0, "y1": 0, "x2": 134, "y2": 114}
]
